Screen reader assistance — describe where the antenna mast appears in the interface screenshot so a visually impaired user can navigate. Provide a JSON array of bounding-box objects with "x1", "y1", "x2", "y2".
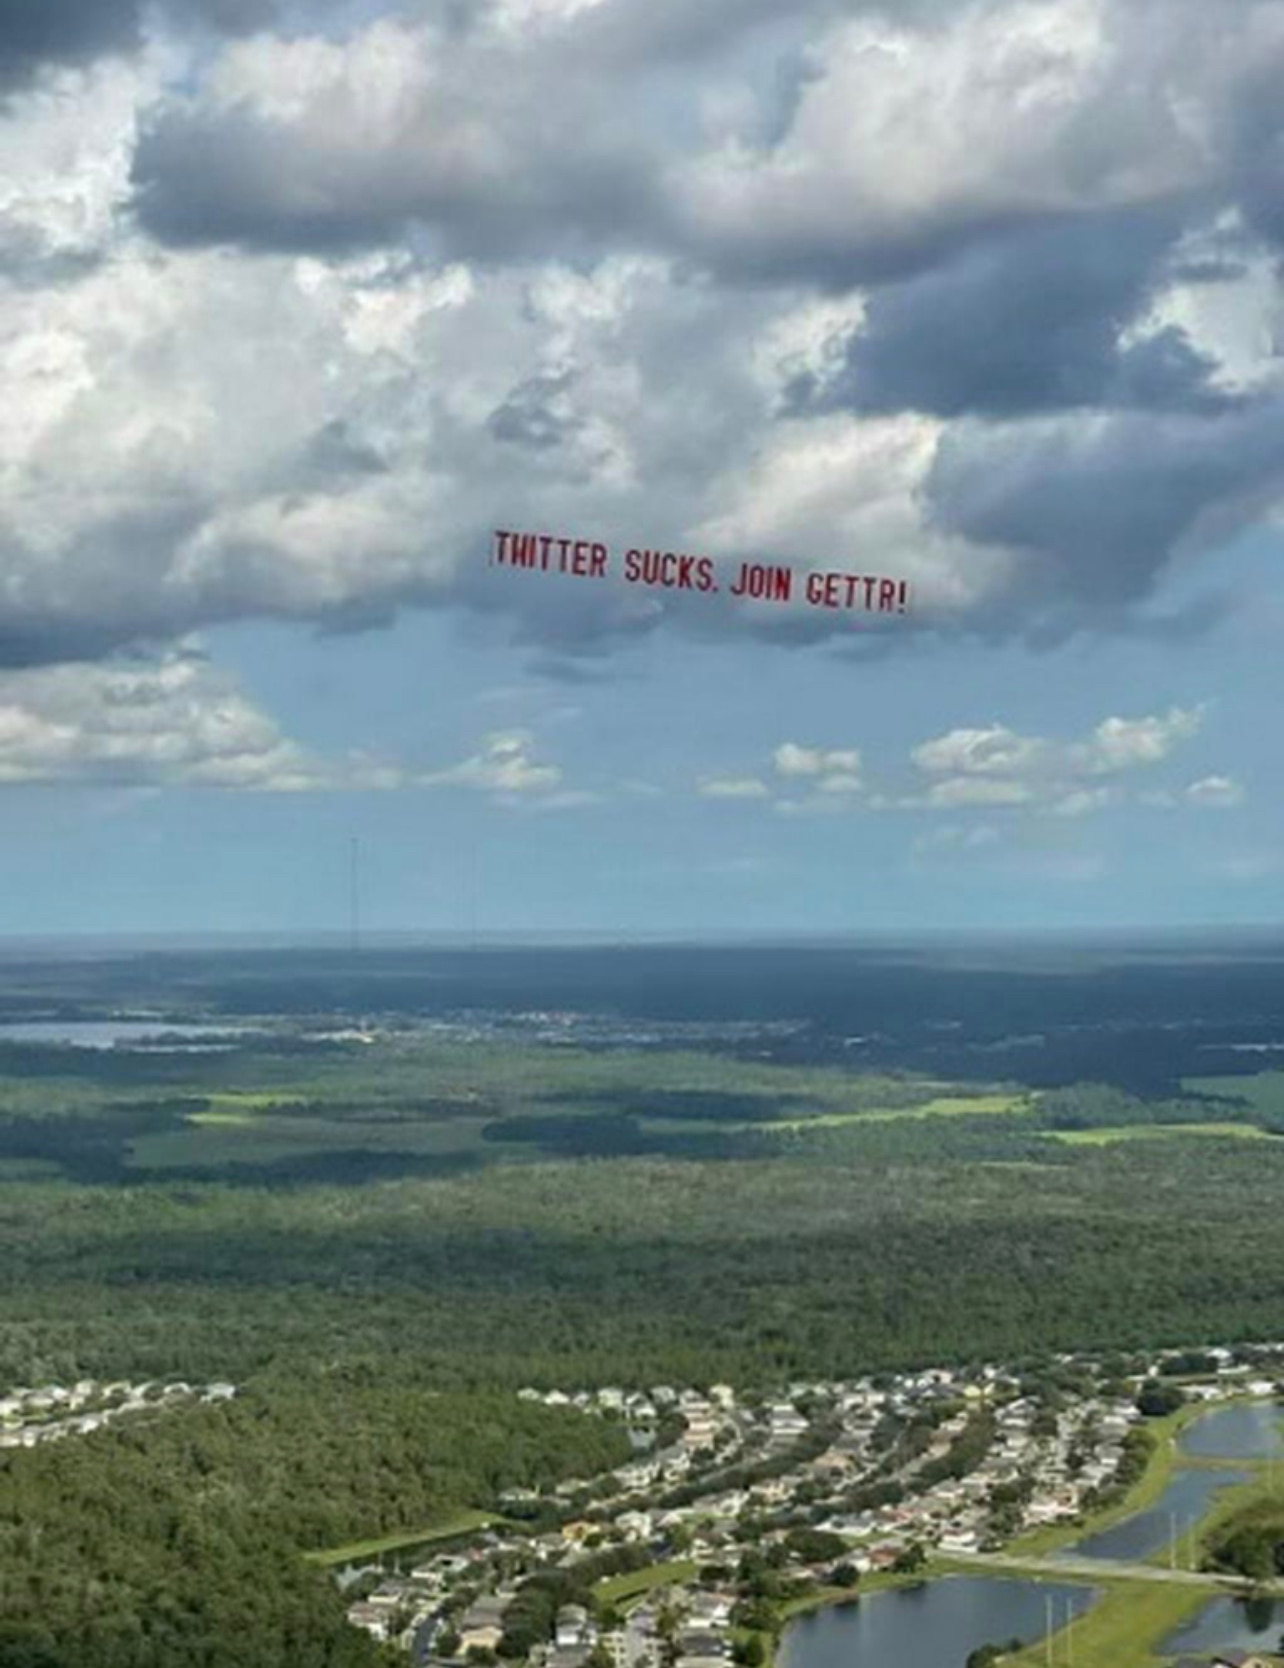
[{"x1": 349, "y1": 837, "x2": 361, "y2": 954}]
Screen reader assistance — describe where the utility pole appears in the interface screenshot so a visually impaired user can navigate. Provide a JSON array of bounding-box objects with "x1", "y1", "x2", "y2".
[{"x1": 1045, "y1": 1593, "x2": 1053, "y2": 1668}]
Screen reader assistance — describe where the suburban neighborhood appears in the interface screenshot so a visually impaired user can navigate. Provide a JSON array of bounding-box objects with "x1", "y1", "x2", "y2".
[{"x1": 328, "y1": 1348, "x2": 1284, "y2": 1668}]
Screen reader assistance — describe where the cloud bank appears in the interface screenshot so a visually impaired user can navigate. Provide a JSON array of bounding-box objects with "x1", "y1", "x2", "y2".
[{"x1": 1, "y1": 0, "x2": 1284, "y2": 674}]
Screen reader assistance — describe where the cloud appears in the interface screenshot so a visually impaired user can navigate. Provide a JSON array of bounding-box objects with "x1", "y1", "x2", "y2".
[
  {"x1": 4, "y1": 0, "x2": 1284, "y2": 674},
  {"x1": 0, "y1": 0, "x2": 140, "y2": 91},
  {"x1": 0, "y1": 0, "x2": 332, "y2": 93},
  {"x1": 912, "y1": 724, "x2": 1046, "y2": 778},
  {"x1": 1073, "y1": 708, "x2": 1203, "y2": 773},
  {"x1": 0, "y1": 650, "x2": 584, "y2": 804},
  {"x1": 698, "y1": 775, "x2": 771, "y2": 798},
  {"x1": 908, "y1": 706, "x2": 1207, "y2": 815},
  {"x1": 424, "y1": 730, "x2": 563, "y2": 795},
  {"x1": 925, "y1": 776, "x2": 1035, "y2": 808},
  {"x1": 1185, "y1": 773, "x2": 1245, "y2": 807},
  {"x1": 773, "y1": 741, "x2": 861, "y2": 778},
  {"x1": 698, "y1": 707, "x2": 1212, "y2": 818},
  {"x1": 0, "y1": 648, "x2": 362, "y2": 790},
  {"x1": 926, "y1": 398, "x2": 1284, "y2": 614},
  {"x1": 129, "y1": 20, "x2": 670, "y2": 259},
  {"x1": 782, "y1": 208, "x2": 1231, "y2": 421}
]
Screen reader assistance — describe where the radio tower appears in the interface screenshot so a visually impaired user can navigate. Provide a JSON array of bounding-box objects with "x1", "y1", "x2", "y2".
[{"x1": 349, "y1": 837, "x2": 362, "y2": 954}]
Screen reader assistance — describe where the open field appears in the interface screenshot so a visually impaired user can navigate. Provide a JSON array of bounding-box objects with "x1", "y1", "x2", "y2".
[
  {"x1": 303, "y1": 1510, "x2": 503, "y2": 1567},
  {"x1": 594, "y1": 1559, "x2": 699, "y2": 1605},
  {"x1": 771, "y1": 1091, "x2": 1031, "y2": 1128},
  {"x1": 1049, "y1": 1123, "x2": 1278, "y2": 1146}
]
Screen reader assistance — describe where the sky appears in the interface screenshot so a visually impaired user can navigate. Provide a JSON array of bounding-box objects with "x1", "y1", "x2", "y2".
[{"x1": 1, "y1": 0, "x2": 1283, "y2": 936}]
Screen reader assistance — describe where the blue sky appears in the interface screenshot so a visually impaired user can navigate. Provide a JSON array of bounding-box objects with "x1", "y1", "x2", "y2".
[
  {"x1": 4, "y1": 531, "x2": 1278, "y2": 937},
  {"x1": 1, "y1": 0, "x2": 1283, "y2": 935}
]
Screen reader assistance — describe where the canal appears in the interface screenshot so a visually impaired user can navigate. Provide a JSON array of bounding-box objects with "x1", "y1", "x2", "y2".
[
  {"x1": 776, "y1": 1577, "x2": 1097, "y2": 1668},
  {"x1": 778, "y1": 1399, "x2": 1281, "y2": 1666}
]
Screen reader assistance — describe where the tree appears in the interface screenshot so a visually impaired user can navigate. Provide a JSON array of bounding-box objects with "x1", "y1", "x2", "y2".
[
  {"x1": 1136, "y1": 1382, "x2": 1185, "y2": 1418},
  {"x1": 732, "y1": 1637, "x2": 765, "y2": 1668},
  {"x1": 784, "y1": 1528, "x2": 846, "y2": 1564},
  {"x1": 829, "y1": 1563, "x2": 859, "y2": 1589},
  {"x1": 891, "y1": 1542, "x2": 927, "y2": 1576}
]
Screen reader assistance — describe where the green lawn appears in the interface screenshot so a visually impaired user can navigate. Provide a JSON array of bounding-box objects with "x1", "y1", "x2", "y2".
[
  {"x1": 594, "y1": 1559, "x2": 699, "y2": 1605},
  {"x1": 1006, "y1": 1576, "x2": 1210, "y2": 1668},
  {"x1": 303, "y1": 1510, "x2": 501, "y2": 1566}
]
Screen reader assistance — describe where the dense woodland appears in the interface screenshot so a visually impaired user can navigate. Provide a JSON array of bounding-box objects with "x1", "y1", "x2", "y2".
[
  {"x1": 1, "y1": 943, "x2": 1284, "y2": 1665},
  {"x1": 0, "y1": 1392, "x2": 629, "y2": 1668}
]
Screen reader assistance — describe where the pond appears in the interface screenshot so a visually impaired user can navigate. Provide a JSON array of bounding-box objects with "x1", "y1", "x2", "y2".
[
  {"x1": 1061, "y1": 1465, "x2": 1249, "y2": 1562},
  {"x1": 776, "y1": 1576, "x2": 1096, "y2": 1668},
  {"x1": 1180, "y1": 1401, "x2": 1284, "y2": 1460},
  {"x1": 1161, "y1": 1593, "x2": 1282, "y2": 1658}
]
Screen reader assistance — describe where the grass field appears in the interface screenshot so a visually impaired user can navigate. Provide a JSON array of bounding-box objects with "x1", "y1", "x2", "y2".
[
  {"x1": 756, "y1": 1092, "x2": 1031, "y2": 1131},
  {"x1": 594, "y1": 1559, "x2": 699, "y2": 1605},
  {"x1": 1007, "y1": 1576, "x2": 1210, "y2": 1668},
  {"x1": 302, "y1": 1509, "x2": 500, "y2": 1566},
  {"x1": 1048, "y1": 1123, "x2": 1277, "y2": 1146}
]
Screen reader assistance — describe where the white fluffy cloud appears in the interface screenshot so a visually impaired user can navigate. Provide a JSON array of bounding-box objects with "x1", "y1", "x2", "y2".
[
  {"x1": 773, "y1": 742, "x2": 861, "y2": 779},
  {"x1": 0, "y1": 649, "x2": 345, "y2": 789},
  {"x1": 424, "y1": 731, "x2": 562, "y2": 796},
  {"x1": 912, "y1": 706, "x2": 1207, "y2": 814},
  {"x1": 701, "y1": 706, "x2": 1223, "y2": 819},
  {"x1": 1185, "y1": 773, "x2": 1245, "y2": 807},
  {"x1": 0, "y1": 651, "x2": 584, "y2": 802}
]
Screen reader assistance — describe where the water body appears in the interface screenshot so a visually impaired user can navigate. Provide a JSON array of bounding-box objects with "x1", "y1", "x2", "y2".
[
  {"x1": 1063, "y1": 1465, "x2": 1249, "y2": 1562},
  {"x1": 0, "y1": 1020, "x2": 247, "y2": 1050},
  {"x1": 776, "y1": 1577, "x2": 1096, "y2": 1668},
  {"x1": 1162, "y1": 1594, "x2": 1282, "y2": 1658},
  {"x1": 1180, "y1": 1401, "x2": 1284, "y2": 1460}
]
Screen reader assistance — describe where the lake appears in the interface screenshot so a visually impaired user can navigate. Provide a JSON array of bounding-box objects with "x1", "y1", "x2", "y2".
[
  {"x1": 1180, "y1": 1401, "x2": 1284, "y2": 1460},
  {"x1": 776, "y1": 1577, "x2": 1096, "y2": 1668},
  {"x1": 0, "y1": 1020, "x2": 249, "y2": 1051},
  {"x1": 1162, "y1": 1594, "x2": 1282, "y2": 1658},
  {"x1": 1061, "y1": 1465, "x2": 1249, "y2": 1562}
]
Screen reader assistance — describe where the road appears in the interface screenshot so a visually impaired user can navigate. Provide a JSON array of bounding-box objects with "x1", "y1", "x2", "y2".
[{"x1": 941, "y1": 1548, "x2": 1284, "y2": 1595}]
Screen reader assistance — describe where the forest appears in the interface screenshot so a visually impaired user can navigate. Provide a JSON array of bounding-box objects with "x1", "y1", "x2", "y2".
[
  {"x1": 0, "y1": 1390, "x2": 629, "y2": 1668},
  {"x1": 1, "y1": 942, "x2": 1284, "y2": 1665}
]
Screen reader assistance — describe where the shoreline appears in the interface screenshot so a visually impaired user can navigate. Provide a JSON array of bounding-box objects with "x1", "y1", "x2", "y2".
[{"x1": 769, "y1": 1397, "x2": 1284, "y2": 1668}]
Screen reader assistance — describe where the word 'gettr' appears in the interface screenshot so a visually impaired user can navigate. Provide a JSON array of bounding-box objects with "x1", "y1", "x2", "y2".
[{"x1": 491, "y1": 530, "x2": 911, "y2": 614}]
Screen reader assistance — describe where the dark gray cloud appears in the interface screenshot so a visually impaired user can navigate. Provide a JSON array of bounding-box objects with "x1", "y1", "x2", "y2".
[
  {"x1": 301, "y1": 419, "x2": 391, "y2": 481},
  {"x1": 783, "y1": 209, "x2": 1232, "y2": 419},
  {"x1": 488, "y1": 374, "x2": 582, "y2": 450},
  {"x1": 0, "y1": 0, "x2": 353, "y2": 92},
  {"x1": 927, "y1": 397, "x2": 1284, "y2": 608},
  {"x1": 0, "y1": 0, "x2": 139, "y2": 89},
  {"x1": 130, "y1": 87, "x2": 668, "y2": 261}
]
